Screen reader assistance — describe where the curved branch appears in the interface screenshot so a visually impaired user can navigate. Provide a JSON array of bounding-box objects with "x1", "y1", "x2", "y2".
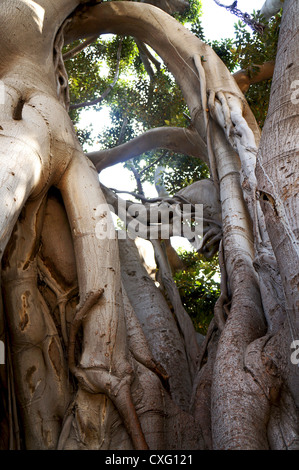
[
  {"x1": 260, "y1": 0, "x2": 284, "y2": 20},
  {"x1": 233, "y1": 61, "x2": 275, "y2": 93},
  {"x1": 65, "y1": 1, "x2": 261, "y2": 159},
  {"x1": 87, "y1": 126, "x2": 208, "y2": 171}
]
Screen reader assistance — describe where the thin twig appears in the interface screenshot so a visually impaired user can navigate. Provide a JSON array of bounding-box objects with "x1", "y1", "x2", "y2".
[
  {"x1": 139, "y1": 153, "x2": 166, "y2": 176},
  {"x1": 110, "y1": 188, "x2": 174, "y2": 204},
  {"x1": 63, "y1": 35, "x2": 99, "y2": 61},
  {"x1": 70, "y1": 39, "x2": 123, "y2": 110},
  {"x1": 117, "y1": 115, "x2": 129, "y2": 145},
  {"x1": 213, "y1": 1, "x2": 266, "y2": 34},
  {"x1": 128, "y1": 163, "x2": 145, "y2": 196}
]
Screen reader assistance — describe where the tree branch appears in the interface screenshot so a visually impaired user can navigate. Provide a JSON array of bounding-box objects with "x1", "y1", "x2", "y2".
[
  {"x1": 139, "y1": 153, "x2": 166, "y2": 175},
  {"x1": 137, "y1": 40, "x2": 161, "y2": 71},
  {"x1": 260, "y1": 0, "x2": 284, "y2": 20},
  {"x1": 135, "y1": 39, "x2": 161, "y2": 80},
  {"x1": 117, "y1": 115, "x2": 129, "y2": 145},
  {"x1": 233, "y1": 61, "x2": 275, "y2": 93},
  {"x1": 63, "y1": 35, "x2": 98, "y2": 61},
  {"x1": 69, "y1": 39, "x2": 122, "y2": 110},
  {"x1": 135, "y1": 39, "x2": 155, "y2": 80},
  {"x1": 109, "y1": 188, "x2": 174, "y2": 204},
  {"x1": 87, "y1": 126, "x2": 208, "y2": 171},
  {"x1": 213, "y1": 1, "x2": 266, "y2": 34},
  {"x1": 128, "y1": 163, "x2": 145, "y2": 196}
]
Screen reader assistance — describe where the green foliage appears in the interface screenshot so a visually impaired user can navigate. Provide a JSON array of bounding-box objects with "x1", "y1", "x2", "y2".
[
  {"x1": 191, "y1": 22, "x2": 237, "y2": 73},
  {"x1": 66, "y1": 0, "x2": 208, "y2": 189},
  {"x1": 64, "y1": 39, "x2": 106, "y2": 123},
  {"x1": 233, "y1": 11, "x2": 280, "y2": 67},
  {"x1": 190, "y1": 18, "x2": 205, "y2": 40},
  {"x1": 163, "y1": 156, "x2": 209, "y2": 195},
  {"x1": 173, "y1": 250, "x2": 220, "y2": 335},
  {"x1": 232, "y1": 11, "x2": 281, "y2": 127},
  {"x1": 191, "y1": 10, "x2": 281, "y2": 127},
  {"x1": 174, "y1": 0, "x2": 202, "y2": 24},
  {"x1": 208, "y1": 38, "x2": 237, "y2": 72},
  {"x1": 65, "y1": 1, "x2": 282, "y2": 334}
]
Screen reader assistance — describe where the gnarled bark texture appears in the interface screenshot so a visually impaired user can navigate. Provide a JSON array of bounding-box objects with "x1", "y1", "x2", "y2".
[{"x1": 0, "y1": 0, "x2": 298, "y2": 450}]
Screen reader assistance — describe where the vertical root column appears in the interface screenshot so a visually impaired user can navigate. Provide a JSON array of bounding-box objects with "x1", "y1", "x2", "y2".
[
  {"x1": 58, "y1": 153, "x2": 148, "y2": 449},
  {"x1": 1, "y1": 198, "x2": 71, "y2": 450}
]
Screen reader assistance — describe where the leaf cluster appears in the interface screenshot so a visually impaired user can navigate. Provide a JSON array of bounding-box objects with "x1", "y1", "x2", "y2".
[
  {"x1": 232, "y1": 10, "x2": 281, "y2": 127},
  {"x1": 173, "y1": 250, "x2": 220, "y2": 335}
]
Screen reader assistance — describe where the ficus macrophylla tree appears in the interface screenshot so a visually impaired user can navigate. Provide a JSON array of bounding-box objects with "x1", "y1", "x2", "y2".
[{"x1": 0, "y1": 0, "x2": 298, "y2": 450}]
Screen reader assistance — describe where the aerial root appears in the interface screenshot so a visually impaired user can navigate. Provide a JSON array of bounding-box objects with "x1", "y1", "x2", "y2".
[
  {"x1": 37, "y1": 258, "x2": 78, "y2": 346},
  {"x1": 148, "y1": 360, "x2": 170, "y2": 392},
  {"x1": 68, "y1": 289, "x2": 104, "y2": 374},
  {"x1": 244, "y1": 335, "x2": 282, "y2": 404},
  {"x1": 67, "y1": 288, "x2": 149, "y2": 450},
  {"x1": 197, "y1": 226, "x2": 222, "y2": 258},
  {"x1": 66, "y1": 364, "x2": 149, "y2": 450}
]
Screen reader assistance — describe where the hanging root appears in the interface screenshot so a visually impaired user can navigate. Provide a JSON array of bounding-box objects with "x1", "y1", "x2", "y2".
[
  {"x1": 67, "y1": 289, "x2": 149, "y2": 450},
  {"x1": 208, "y1": 91, "x2": 258, "y2": 186},
  {"x1": 37, "y1": 258, "x2": 78, "y2": 346},
  {"x1": 68, "y1": 289, "x2": 104, "y2": 376},
  {"x1": 197, "y1": 226, "x2": 222, "y2": 258}
]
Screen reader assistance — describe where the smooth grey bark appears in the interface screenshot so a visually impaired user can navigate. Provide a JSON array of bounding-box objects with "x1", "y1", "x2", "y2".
[
  {"x1": 260, "y1": 0, "x2": 284, "y2": 19},
  {"x1": 118, "y1": 236, "x2": 193, "y2": 411},
  {"x1": 87, "y1": 126, "x2": 208, "y2": 171}
]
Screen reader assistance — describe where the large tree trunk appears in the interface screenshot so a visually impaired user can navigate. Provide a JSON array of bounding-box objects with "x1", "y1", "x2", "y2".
[{"x1": 0, "y1": 0, "x2": 298, "y2": 450}]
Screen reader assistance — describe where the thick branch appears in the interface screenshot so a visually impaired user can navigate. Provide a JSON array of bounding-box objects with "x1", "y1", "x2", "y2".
[
  {"x1": 87, "y1": 126, "x2": 207, "y2": 171},
  {"x1": 233, "y1": 61, "x2": 275, "y2": 93},
  {"x1": 141, "y1": 0, "x2": 189, "y2": 15},
  {"x1": 65, "y1": 1, "x2": 261, "y2": 155},
  {"x1": 260, "y1": 0, "x2": 284, "y2": 20}
]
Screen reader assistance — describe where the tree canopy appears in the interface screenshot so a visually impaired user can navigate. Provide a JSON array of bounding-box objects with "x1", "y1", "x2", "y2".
[{"x1": 64, "y1": 0, "x2": 281, "y2": 333}]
